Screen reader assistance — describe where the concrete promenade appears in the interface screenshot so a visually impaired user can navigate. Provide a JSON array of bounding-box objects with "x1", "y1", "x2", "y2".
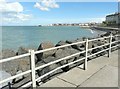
[{"x1": 40, "y1": 50, "x2": 119, "y2": 87}]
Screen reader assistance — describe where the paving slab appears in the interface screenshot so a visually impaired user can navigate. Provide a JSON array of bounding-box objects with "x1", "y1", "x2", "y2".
[
  {"x1": 40, "y1": 77, "x2": 76, "y2": 87},
  {"x1": 108, "y1": 52, "x2": 118, "y2": 67},
  {"x1": 79, "y1": 65, "x2": 118, "y2": 87},
  {"x1": 57, "y1": 64, "x2": 106, "y2": 86},
  {"x1": 39, "y1": 50, "x2": 118, "y2": 87},
  {"x1": 57, "y1": 54, "x2": 113, "y2": 86}
]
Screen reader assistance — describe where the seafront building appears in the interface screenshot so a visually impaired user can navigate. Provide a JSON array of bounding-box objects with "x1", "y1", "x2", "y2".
[{"x1": 106, "y1": 13, "x2": 120, "y2": 25}]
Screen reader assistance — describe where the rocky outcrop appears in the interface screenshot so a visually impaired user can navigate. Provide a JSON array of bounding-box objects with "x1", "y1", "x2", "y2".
[
  {"x1": 36, "y1": 60, "x2": 61, "y2": 83},
  {"x1": 17, "y1": 47, "x2": 38, "y2": 72},
  {"x1": 37, "y1": 42, "x2": 56, "y2": 61},
  {"x1": 0, "y1": 49, "x2": 18, "y2": 76},
  {"x1": 66, "y1": 39, "x2": 85, "y2": 51},
  {"x1": 54, "y1": 48, "x2": 76, "y2": 72},
  {"x1": 1, "y1": 49, "x2": 16, "y2": 59}
]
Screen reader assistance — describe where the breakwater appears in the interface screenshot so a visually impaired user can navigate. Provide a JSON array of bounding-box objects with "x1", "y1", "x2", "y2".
[
  {"x1": 91, "y1": 27, "x2": 119, "y2": 32},
  {"x1": 0, "y1": 30, "x2": 119, "y2": 88}
]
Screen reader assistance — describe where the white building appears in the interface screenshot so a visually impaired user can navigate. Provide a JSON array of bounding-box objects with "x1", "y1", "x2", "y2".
[{"x1": 106, "y1": 13, "x2": 120, "y2": 24}]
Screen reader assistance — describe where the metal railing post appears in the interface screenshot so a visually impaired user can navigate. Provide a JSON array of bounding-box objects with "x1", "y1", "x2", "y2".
[
  {"x1": 84, "y1": 39, "x2": 88, "y2": 70},
  {"x1": 30, "y1": 50, "x2": 36, "y2": 87},
  {"x1": 108, "y1": 34, "x2": 112, "y2": 58}
]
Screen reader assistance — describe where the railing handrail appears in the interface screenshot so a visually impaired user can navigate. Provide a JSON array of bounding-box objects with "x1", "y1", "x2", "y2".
[
  {"x1": 0, "y1": 34, "x2": 120, "y2": 88},
  {"x1": 1, "y1": 34, "x2": 119, "y2": 63}
]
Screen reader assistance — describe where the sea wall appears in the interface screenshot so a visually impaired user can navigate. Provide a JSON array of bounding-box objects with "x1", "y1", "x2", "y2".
[
  {"x1": 91, "y1": 27, "x2": 119, "y2": 32},
  {"x1": 0, "y1": 30, "x2": 119, "y2": 88}
]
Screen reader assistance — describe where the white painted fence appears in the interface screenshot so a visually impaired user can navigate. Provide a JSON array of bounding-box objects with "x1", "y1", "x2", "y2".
[{"x1": 0, "y1": 34, "x2": 120, "y2": 88}]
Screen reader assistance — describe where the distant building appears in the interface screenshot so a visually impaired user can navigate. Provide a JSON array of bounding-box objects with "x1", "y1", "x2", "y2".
[
  {"x1": 106, "y1": 13, "x2": 120, "y2": 25},
  {"x1": 49, "y1": 22, "x2": 97, "y2": 27}
]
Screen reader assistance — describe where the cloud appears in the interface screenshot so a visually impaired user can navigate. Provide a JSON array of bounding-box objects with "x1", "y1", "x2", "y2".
[
  {"x1": 2, "y1": 13, "x2": 32, "y2": 24},
  {"x1": 0, "y1": 0, "x2": 23, "y2": 13},
  {"x1": 34, "y1": 0, "x2": 59, "y2": 11},
  {"x1": 1, "y1": 0, "x2": 31, "y2": 23},
  {"x1": 34, "y1": 2, "x2": 49, "y2": 11}
]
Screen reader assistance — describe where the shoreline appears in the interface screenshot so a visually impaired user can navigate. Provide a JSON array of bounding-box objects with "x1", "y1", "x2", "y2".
[
  {"x1": 1, "y1": 28, "x2": 117, "y2": 57},
  {"x1": 0, "y1": 29, "x2": 119, "y2": 88},
  {"x1": 1, "y1": 26, "x2": 107, "y2": 51},
  {"x1": 0, "y1": 28, "x2": 106, "y2": 52}
]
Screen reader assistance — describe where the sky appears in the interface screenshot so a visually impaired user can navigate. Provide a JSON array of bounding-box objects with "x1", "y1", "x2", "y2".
[{"x1": 0, "y1": 0, "x2": 118, "y2": 26}]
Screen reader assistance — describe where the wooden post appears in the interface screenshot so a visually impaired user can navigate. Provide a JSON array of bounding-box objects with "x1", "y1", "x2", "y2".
[
  {"x1": 84, "y1": 39, "x2": 88, "y2": 70},
  {"x1": 30, "y1": 50, "x2": 36, "y2": 87}
]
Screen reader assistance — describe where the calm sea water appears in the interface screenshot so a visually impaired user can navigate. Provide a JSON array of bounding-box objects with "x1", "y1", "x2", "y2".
[{"x1": 1, "y1": 26, "x2": 103, "y2": 50}]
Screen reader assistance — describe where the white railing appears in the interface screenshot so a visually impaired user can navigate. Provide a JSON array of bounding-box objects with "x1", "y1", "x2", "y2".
[{"x1": 0, "y1": 34, "x2": 120, "y2": 88}]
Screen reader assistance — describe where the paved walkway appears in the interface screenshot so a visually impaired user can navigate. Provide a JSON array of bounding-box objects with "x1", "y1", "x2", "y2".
[{"x1": 40, "y1": 50, "x2": 118, "y2": 87}]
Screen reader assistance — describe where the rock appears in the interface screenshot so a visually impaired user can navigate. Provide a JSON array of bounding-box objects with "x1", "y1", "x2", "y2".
[
  {"x1": 36, "y1": 61, "x2": 61, "y2": 83},
  {"x1": 0, "y1": 59, "x2": 19, "y2": 76},
  {"x1": 100, "y1": 32, "x2": 111, "y2": 37},
  {"x1": 1, "y1": 49, "x2": 16, "y2": 59},
  {"x1": 55, "y1": 41, "x2": 71, "y2": 50},
  {"x1": 91, "y1": 45, "x2": 106, "y2": 57},
  {"x1": 56, "y1": 41, "x2": 68, "y2": 46},
  {"x1": 88, "y1": 41, "x2": 93, "y2": 49},
  {"x1": 42, "y1": 56, "x2": 57, "y2": 63},
  {"x1": 112, "y1": 31, "x2": 118, "y2": 35},
  {"x1": 54, "y1": 49, "x2": 74, "y2": 72},
  {"x1": 82, "y1": 37, "x2": 87, "y2": 41},
  {"x1": 66, "y1": 39, "x2": 84, "y2": 51},
  {"x1": 42, "y1": 56, "x2": 62, "y2": 75},
  {"x1": 12, "y1": 70, "x2": 24, "y2": 83},
  {"x1": 17, "y1": 47, "x2": 29, "y2": 55},
  {"x1": 0, "y1": 71, "x2": 12, "y2": 88},
  {"x1": 55, "y1": 49, "x2": 69, "y2": 65},
  {"x1": 76, "y1": 38, "x2": 83, "y2": 42},
  {"x1": 65, "y1": 48, "x2": 80, "y2": 60},
  {"x1": 18, "y1": 59, "x2": 30, "y2": 72},
  {"x1": 0, "y1": 50, "x2": 19, "y2": 76},
  {"x1": 66, "y1": 40, "x2": 74, "y2": 44},
  {"x1": 2, "y1": 49, "x2": 28, "y2": 75},
  {"x1": 35, "y1": 61, "x2": 49, "y2": 82},
  {"x1": 12, "y1": 74, "x2": 31, "y2": 88},
  {"x1": 37, "y1": 41, "x2": 56, "y2": 60},
  {"x1": 16, "y1": 47, "x2": 38, "y2": 75}
]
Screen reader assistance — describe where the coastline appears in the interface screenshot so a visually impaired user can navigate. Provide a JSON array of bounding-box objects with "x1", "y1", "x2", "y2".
[
  {"x1": 0, "y1": 28, "x2": 119, "y2": 88},
  {"x1": 1, "y1": 26, "x2": 112, "y2": 52},
  {"x1": 2, "y1": 26, "x2": 104, "y2": 51}
]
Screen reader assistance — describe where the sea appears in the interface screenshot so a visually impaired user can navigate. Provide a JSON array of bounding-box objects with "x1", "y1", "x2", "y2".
[{"x1": 1, "y1": 26, "x2": 105, "y2": 51}]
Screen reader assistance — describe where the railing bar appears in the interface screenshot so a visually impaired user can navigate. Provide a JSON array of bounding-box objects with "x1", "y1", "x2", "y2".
[
  {"x1": 35, "y1": 41, "x2": 86, "y2": 54},
  {"x1": 87, "y1": 48, "x2": 110, "y2": 58},
  {"x1": 88, "y1": 36, "x2": 110, "y2": 42},
  {"x1": 111, "y1": 44, "x2": 120, "y2": 49},
  {"x1": 114, "y1": 35, "x2": 120, "y2": 37},
  {"x1": 36, "y1": 43, "x2": 119, "y2": 82},
  {"x1": 35, "y1": 50, "x2": 85, "y2": 71},
  {"x1": 111, "y1": 40, "x2": 120, "y2": 44},
  {"x1": 21, "y1": 82, "x2": 32, "y2": 87},
  {"x1": 0, "y1": 70, "x2": 31, "y2": 84},
  {"x1": 0, "y1": 53, "x2": 30, "y2": 63},
  {"x1": 0, "y1": 35, "x2": 119, "y2": 64},
  {"x1": 88, "y1": 43, "x2": 110, "y2": 51},
  {"x1": 36, "y1": 57, "x2": 85, "y2": 81}
]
